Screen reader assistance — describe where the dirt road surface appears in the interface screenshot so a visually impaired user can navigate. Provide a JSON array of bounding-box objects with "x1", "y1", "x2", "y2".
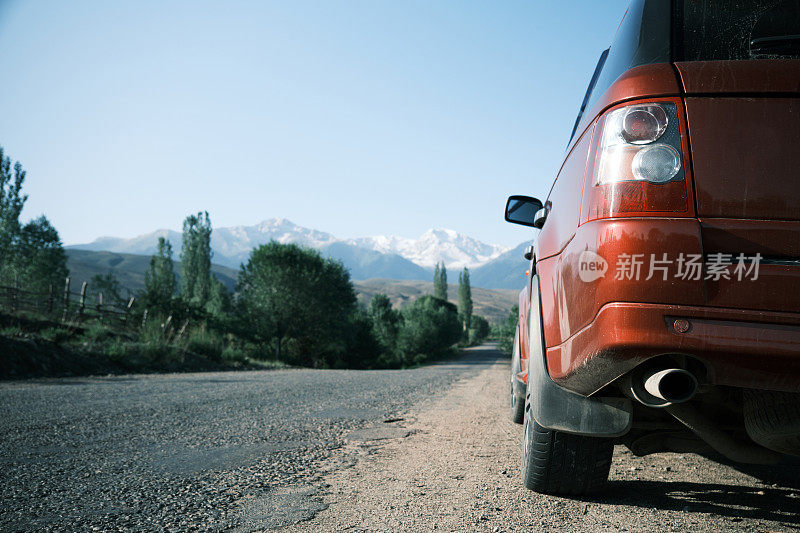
[
  {"x1": 3, "y1": 344, "x2": 800, "y2": 531},
  {"x1": 293, "y1": 344, "x2": 800, "y2": 532}
]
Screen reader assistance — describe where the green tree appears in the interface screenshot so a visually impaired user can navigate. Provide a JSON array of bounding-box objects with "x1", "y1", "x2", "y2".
[
  {"x1": 0, "y1": 149, "x2": 69, "y2": 292},
  {"x1": 143, "y1": 237, "x2": 176, "y2": 312},
  {"x1": 498, "y1": 305, "x2": 519, "y2": 355},
  {"x1": 237, "y1": 241, "x2": 359, "y2": 366},
  {"x1": 398, "y1": 295, "x2": 461, "y2": 365},
  {"x1": 432, "y1": 263, "x2": 440, "y2": 298},
  {"x1": 337, "y1": 307, "x2": 382, "y2": 369},
  {"x1": 0, "y1": 147, "x2": 28, "y2": 283},
  {"x1": 16, "y1": 216, "x2": 68, "y2": 293},
  {"x1": 90, "y1": 271, "x2": 124, "y2": 306},
  {"x1": 180, "y1": 212, "x2": 213, "y2": 309},
  {"x1": 433, "y1": 261, "x2": 448, "y2": 300},
  {"x1": 368, "y1": 293, "x2": 402, "y2": 367},
  {"x1": 468, "y1": 315, "x2": 490, "y2": 345},
  {"x1": 457, "y1": 267, "x2": 473, "y2": 334},
  {"x1": 205, "y1": 278, "x2": 231, "y2": 317}
]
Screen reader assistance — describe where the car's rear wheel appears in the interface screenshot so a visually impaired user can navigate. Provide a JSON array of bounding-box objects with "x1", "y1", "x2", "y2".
[
  {"x1": 744, "y1": 389, "x2": 800, "y2": 455},
  {"x1": 521, "y1": 397, "x2": 613, "y2": 495}
]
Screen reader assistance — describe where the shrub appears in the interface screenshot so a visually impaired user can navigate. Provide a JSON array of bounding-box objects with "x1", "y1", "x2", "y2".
[
  {"x1": 82, "y1": 324, "x2": 115, "y2": 343},
  {"x1": 183, "y1": 327, "x2": 223, "y2": 361},
  {"x1": 139, "y1": 315, "x2": 168, "y2": 344},
  {"x1": 136, "y1": 317, "x2": 172, "y2": 360},
  {"x1": 397, "y1": 295, "x2": 461, "y2": 365},
  {"x1": 107, "y1": 340, "x2": 130, "y2": 363},
  {"x1": 467, "y1": 315, "x2": 491, "y2": 346},
  {"x1": 329, "y1": 309, "x2": 381, "y2": 369},
  {"x1": 221, "y1": 345, "x2": 248, "y2": 364},
  {"x1": 368, "y1": 294, "x2": 402, "y2": 368}
]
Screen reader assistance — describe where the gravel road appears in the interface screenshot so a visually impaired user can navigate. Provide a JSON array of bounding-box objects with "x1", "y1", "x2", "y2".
[
  {"x1": 3, "y1": 344, "x2": 800, "y2": 531},
  {"x1": 0, "y1": 350, "x2": 489, "y2": 531}
]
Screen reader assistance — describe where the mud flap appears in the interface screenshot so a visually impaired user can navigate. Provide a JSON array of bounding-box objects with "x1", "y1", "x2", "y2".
[
  {"x1": 511, "y1": 325, "x2": 527, "y2": 399},
  {"x1": 527, "y1": 274, "x2": 632, "y2": 437}
]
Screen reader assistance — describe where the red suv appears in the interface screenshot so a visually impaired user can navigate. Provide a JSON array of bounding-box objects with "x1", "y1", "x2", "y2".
[{"x1": 505, "y1": 0, "x2": 800, "y2": 495}]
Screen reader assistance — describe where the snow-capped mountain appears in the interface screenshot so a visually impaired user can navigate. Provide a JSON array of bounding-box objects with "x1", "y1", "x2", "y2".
[
  {"x1": 70, "y1": 218, "x2": 508, "y2": 271},
  {"x1": 213, "y1": 218, "x2": 337, "y2": 256},
  {"x1": 350, "y1": 228, "x2": 508, "y2": 269},
  {"x1": 71, "y1": 218, "x2": 335, "y2": 266}
]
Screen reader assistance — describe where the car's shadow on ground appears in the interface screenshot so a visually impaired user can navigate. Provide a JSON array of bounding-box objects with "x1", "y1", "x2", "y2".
[{"x1": 585, "y1": 472, "x2": 800, "y2": 526}]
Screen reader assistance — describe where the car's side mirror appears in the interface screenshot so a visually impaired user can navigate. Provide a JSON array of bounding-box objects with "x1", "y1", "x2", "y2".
[{"x1": 504, "y1": 195, "x2": 544, "y2": 228}]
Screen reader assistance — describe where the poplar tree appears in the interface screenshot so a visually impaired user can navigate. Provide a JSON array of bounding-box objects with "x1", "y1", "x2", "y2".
[
  {"x1": 144, "y1": 237, "x2": 176, "y2": 311},
  {"x1": 434, "y1": 261, "x2": 448, "y2": 301},
  {"x1": 0, "y1": 146, "x2": 27, "y2": 283},
  {"x1": 433, "y1": 263, "x2": 441, "y2": 299},
  {"x1": 180, "y1": 211, "x2": 213, "y2": 309},
  {"x1": 458, "y1": 267, "x2": 473, "y2": 332}
]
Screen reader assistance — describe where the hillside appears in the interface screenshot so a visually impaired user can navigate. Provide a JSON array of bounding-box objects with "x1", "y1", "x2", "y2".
[
  {"x1": 353, "y1": 278, "x2": 517, "y2": 324},
  {"x1": 65, "y1": 250, "x2": 517, "y2": 323},
  {"x1": 470, "y1": 241, "x2": 530, "y2": 290},
  {"x1": 65, "y1": 249, "x2": 240, "y2": 294}
]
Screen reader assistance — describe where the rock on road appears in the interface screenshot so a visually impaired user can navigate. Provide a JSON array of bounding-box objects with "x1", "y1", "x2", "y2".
[{"x1": 3, "y1": 344, "x2": 800, "y2": 531}]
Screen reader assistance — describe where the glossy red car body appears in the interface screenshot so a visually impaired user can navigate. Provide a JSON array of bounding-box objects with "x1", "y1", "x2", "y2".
[
  {"x1": 506, "y1": 0, "x2": 800, "y2": 496},
  {"x1": 515, "y1": 58, "x2": 800, "y2": 399}
]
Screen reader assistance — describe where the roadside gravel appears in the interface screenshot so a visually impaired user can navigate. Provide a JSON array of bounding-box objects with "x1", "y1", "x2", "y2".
[{"x1": 293, "y1": 345, "x2": 800, "y2": 532}]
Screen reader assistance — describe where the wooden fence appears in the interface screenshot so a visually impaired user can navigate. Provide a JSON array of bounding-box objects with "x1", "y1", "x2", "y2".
[
  {"x1": 0, "y1": 277, "x2": 198, "y2": 344},
  {"x1": 0, "y1": 277, "x2": 137, "y2": 331}
]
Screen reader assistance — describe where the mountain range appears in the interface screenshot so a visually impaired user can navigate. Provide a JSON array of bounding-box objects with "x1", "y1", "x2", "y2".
[{"x1": 68, "y1": 218, "x2": 533, "y2": 290}]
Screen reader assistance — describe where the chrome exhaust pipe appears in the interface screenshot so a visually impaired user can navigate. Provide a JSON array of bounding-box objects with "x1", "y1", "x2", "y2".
[
  {"x1": 627, "y1": 367, "x2": 779, "y2": 464},
  {"x1": 644, "y1": 369, "x2": 698, "y2": 404},
  {"x1": 626, "y1": 367, "x2": 698, "y2": 408}
]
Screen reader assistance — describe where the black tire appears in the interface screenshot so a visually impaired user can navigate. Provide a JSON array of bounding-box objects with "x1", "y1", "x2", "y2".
[
  {"x1": 521, "y1": 399, "x2": 613, "y2": 495},
  {"x1": 744, "y1": 389, "x2": 800, "y2": 455}
]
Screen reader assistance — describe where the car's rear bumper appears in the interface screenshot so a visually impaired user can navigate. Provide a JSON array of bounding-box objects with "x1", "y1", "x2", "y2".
[{"x1": 548, "y1": 302, "x2": 800, "y2": 396}]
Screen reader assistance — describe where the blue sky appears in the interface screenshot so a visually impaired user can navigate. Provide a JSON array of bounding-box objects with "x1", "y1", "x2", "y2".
[{"x1": 0, "y1": 0, "x2": 628, "y2": 247}]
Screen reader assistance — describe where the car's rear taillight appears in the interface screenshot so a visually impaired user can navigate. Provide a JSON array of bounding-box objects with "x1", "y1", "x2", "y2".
[{"x1": 580, "y1": 98, "x2": 694, "y2": 223}]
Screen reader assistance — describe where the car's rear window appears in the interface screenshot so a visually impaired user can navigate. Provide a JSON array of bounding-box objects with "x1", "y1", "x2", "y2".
[
  {"x1": 576, "y1": 0, "x2": 670, "y2": 134},
  {"x1": 676, "y1": 0, "x2": 800, "y2": 61}
]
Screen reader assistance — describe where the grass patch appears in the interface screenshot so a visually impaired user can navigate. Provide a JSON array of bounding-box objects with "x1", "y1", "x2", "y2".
[
  {"x1": 40, "y1": 327, "x2": 71, "y2": 344},
  {"x1": 0, "y1": 325, "x2": 24, "y2": 337},
  {"x1": 0, "y1": 315, "x2": 289, "y2": 379},
  {"x1": 246, "y1": 358, "x2": 288, "y2": 370},
  {"x1": 183, "y1": 328, "x2": 223, "y2": 361}
]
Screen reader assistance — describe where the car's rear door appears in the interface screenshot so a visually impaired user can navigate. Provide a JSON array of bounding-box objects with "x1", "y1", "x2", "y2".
[{"x1": 674, "y1": 0, "x2": 800, "y2": 313}]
